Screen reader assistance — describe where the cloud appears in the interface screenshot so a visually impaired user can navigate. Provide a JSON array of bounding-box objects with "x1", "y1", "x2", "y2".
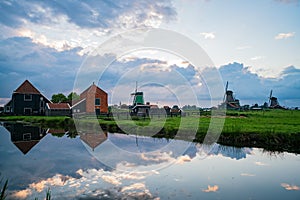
[
  {"x1": 240, "y1": 173, "x2": 256, "y2": 177},
  {"x1": 176, "y1": 155, "x2": 192, "y2": 164},
  {"x1": 11, "y1": 189, "x2": 32, "y2": 199},
  {"x1": 0, "y1": 0, "x2": 177, "y2": 53},
  {"x1": 250, "y1": 56, "x2": 264, "y2": 61},
  {"x1": 281, "y1": 183, "x2": 300, "y2": 191},
  {"x1": 0, "y1": 36, "x2": 83, "y2": 99},
  {"x1": 0, "y1": 98, "x2": 10, "y2": 106},
  {"x1": 10, "y1": 167, "x2": 158, "y2": 199},
  {"x1": 1, "y1": 35, "x2": 300, "y2": 108},
  {"x1": 275, "y1": 32, "x2": 295, "y2": 40},
  {"x1": 200, "y1": 32, "x2": 216, "y2": 39},
  {"x1": 254, "y1": 161, "x2": 269, "y2": 166},
  {"x1": 202, "y1": 185, "x2": 219, "y2": 192},
  {"x1": 121, "y1": 183, "x2": 147, "y2": 192},
  {"x1": 213, "y1": 62, "x2": 300, "y2": 107},
  {"x1": 102, "y1": 175, "x2": 122, "y2": 186},
  {"x1": 0, "y1": 0, "x2": 176, "y2": 29}
]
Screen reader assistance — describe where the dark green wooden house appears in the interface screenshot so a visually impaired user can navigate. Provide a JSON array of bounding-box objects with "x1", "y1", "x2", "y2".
[{"x1": 5, "y1": 80, "x2": 51, "y2": 115}]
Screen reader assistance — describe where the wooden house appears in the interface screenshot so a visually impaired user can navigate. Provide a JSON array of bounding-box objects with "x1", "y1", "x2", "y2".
[
  {"x1": 72, "y1": 83, "x2": 108, "y2": 115},
  {"x1": 3, "y1": 123, "x2": 47, "y2": 154},
  {"x1": 5, "y1": 80, "x2": 51, "y2": 115},
  {"x1": 45, "y1": 102, "x2": 71, "y2": 116}
]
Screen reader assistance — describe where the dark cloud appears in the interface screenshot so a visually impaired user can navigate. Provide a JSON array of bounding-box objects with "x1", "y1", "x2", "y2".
[
  {"x1": 0, "y1": 0, "x2": 177, "y2": 29},
  {"x1": 0, "y1": 37, "x2": 83, "y2": 99},
  {"x1": 1, "y1": 36, "x2": 299, "y2": 107},
  {"x1": 215, "y1": 63, "x2": 300, "y2": 107}
]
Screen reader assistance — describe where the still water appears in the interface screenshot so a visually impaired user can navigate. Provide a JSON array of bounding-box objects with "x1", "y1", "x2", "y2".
[{"x1": 0, "y1": 123, "x2": 299, "y2": 200}]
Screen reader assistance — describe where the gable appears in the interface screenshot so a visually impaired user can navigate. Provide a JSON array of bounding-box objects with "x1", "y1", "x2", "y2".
[{"x1": 14, "y1": 80, "x2": 41, "y2": 94}]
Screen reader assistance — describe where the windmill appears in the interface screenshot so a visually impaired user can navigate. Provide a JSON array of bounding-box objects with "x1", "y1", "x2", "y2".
[
  {"x1": 268, "y1": 90, "x2": 273, "y2": 106},
  {"x1": 129, "y1": 81, "x2": 150, "y2": 117},
  {"x1": 220, "y1": 81, "x2": 240, "y2": 109},
  {"x1": 268, "y1": 90, "x2": 279, "y2": 108},
  {"x1": 223, "y1": 81, "x2": 229, "y2": 103}
]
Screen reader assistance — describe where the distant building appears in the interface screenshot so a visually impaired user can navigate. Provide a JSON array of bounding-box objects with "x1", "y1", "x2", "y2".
[
  {"x1": 72, "y1": 83, "x2": 108, "y2": 115},
  {"x1": 4, "y1": 80, "x2": 51, "y2": 115},
  {"x1": 46, "y1": 103, "x2": 71, "y2": 116}
]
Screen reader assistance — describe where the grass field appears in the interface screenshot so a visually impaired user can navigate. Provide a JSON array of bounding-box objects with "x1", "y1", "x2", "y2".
[{"x1": 1, "y1": 109, "x2": 299, "y2": 152}]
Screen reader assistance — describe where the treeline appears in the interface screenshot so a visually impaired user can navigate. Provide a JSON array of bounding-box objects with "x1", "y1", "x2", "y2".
[{"x1": 51, "y1": 92, "x2": 79, "y2": 103}]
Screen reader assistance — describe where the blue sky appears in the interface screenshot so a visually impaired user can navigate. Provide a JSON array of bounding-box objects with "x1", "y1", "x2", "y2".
[{"x1": 0, "y1": 0, "x2": 299, "y2": 107}]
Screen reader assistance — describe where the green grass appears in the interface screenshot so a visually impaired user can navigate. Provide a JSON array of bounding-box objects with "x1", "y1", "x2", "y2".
[{"x1": 1, "y1": 110, "x2": 300, "y2": 152}]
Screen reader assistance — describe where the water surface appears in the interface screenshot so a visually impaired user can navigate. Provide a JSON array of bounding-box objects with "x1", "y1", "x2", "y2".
[{"x1": 0, "y1": 123, "x2": 299, "y2": 199}]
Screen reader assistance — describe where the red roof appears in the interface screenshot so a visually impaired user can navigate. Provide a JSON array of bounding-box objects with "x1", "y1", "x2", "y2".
[
  {"x1": 80, "y1": 83, "x2": 107, "y2": 98},
  {"x1": 47, "y1": 103, "x2": 70, "y2": 109},
  {"x1": 14, "y1": 80, "x2": 41, "y2": 94},
  {"x1": 14, "y1": 141, "x2": 40, "y2": 155},
  {"x1": 80, "y1": 132, "x2": 107, "y2": 151}
]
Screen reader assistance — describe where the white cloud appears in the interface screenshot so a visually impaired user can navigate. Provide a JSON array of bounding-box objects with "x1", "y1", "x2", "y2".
[
  {"x1": 240, "y1": 173, "x2": 256, "y2": 177},
  {"x1": 275, "y1": 32, "x2": 295, "y2": 40},
  {"x1": 200, "y1": 32, "x2": 216, "y2": 39},
  {"x1": 202, "y1": 185, "x2": 219, "y2": 192},
  {"x1": 250, "y1": 56, "x2": 264, "y2": 61},
  {"x1": 254, "y1": 161, "x2": 269, "y2": 166},
  {"x1": 281, "y1": 183, "x2": 300, "y2": 191}
]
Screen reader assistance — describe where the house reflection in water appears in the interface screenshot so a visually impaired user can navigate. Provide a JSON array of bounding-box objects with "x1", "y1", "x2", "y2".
[
  {"x1": 3, "y1": 123, "x2": 47, "y2": 154},
  {"x1": 80, "y1": 131, "x2": 107, "y2": 151}
]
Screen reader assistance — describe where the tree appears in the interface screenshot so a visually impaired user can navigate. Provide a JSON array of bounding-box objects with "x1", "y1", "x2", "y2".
[
  {"x1": 51, "y1": 93, "x2": 67, "y2": 103},
  {"x1": 67, "y1": 92, "x2": 80, "y2": 101}
]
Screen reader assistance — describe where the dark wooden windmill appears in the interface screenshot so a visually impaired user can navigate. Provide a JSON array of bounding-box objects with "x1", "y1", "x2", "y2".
[
  {"x1": 219, "y1": 81, "x2": 240, "y2": 110},
  {"x1": 268, "y1": 90, "x2": 284, "y2": 109}
]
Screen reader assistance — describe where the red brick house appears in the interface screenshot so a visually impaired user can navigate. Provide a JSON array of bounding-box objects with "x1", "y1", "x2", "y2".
[{"x1": 72, "y1": 83, "x2": 108, "y2": 115}]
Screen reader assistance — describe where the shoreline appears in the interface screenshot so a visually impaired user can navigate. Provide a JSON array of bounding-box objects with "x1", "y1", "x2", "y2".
[{"x1": 1, "y1": 110, "x2": 299, "y2": 153}]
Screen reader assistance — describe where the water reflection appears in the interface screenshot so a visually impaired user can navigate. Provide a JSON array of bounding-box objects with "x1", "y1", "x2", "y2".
[
  {"x1": 80, "y1": 132, "x2": 107, "y2": 151},
  {"x1": 0, "y1": 123, "x2": 299, "y2": 200},
  {"x1": 3, "y1": 123, "x2": 47, "y2": 155}
]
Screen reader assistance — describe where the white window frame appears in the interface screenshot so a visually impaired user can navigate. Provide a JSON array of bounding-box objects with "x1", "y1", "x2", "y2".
[
  {"x1": 24, "y1": 107, "x2": 32, "y2": 115},
  {"x1": 24, "y1": 94, "x2": 32, "y2": 101},
  {"x1": 23, "y1": 133, "x2": 31, "y2": 141}
]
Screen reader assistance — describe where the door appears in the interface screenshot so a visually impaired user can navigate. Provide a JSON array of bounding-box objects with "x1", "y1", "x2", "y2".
[{"x1": 95, "y1": 109, "x2": 101, "y2": 116}]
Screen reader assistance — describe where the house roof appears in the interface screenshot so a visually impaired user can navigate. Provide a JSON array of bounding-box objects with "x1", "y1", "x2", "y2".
[
  {"x1": 14, "y1": 80, "x2": 41, "y2": 94},
  {"x1": 80, "y1": 132, "x2": 107, "y2": 151},
  {"x1": 80, "y1": 83, "x2": 108, "y2": 97},
  {"x1": 13, "y1": 140, "x2": 40, "y2": 154},
  {"x1": 47, "y1": 103, "x2": 70, "y2": 109},
  {"x1": 71, "y1": 98, "x2": 86, "y2": 108},
  {"x1": 46, "y1": 128, "x2": 66, "y2": 134},
  {"x1": 12, "y1": 80, "x2": 52, "y2": 103},
  {"x1": 4, "y1": 99, "x2": 12, "y2": 107}
]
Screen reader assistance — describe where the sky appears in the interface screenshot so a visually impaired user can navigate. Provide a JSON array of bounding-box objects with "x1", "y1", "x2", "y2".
[{"x1": 0, "y1": 0, "x2": 299, "y2": 107}]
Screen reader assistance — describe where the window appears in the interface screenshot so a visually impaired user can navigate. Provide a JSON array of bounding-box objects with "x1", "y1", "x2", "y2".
[
  {"x1": 6, "y1": 106, "x2": 10, "y2": 112},
  {"x1": 95, "y1": 98, "x2": 101, "y2": 106},
  {"x1": 24, "y1": 108, "x2": 32, "y2": 115},
  {"x1": 23, "y1": 133, "x2": 31, "y2": 141},
  {"x1": 24, "y1": 94, "x2": 32, "y2": 101}
]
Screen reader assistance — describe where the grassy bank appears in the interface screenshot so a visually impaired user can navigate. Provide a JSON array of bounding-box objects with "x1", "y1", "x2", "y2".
[{"x1": 1, "y1": 110, "x2": 300, "y2": 153}]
